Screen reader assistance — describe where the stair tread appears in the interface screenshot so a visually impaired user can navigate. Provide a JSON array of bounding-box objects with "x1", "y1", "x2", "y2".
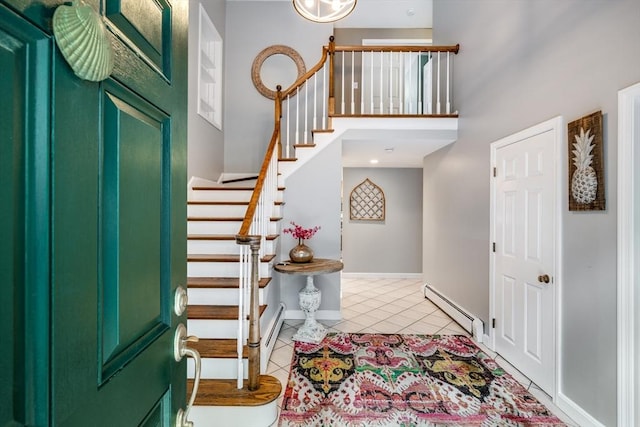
[
  {"x1": 188, "y1": 304, "x2": 267, "y2": 320},
  {"x1": 187, "y1": 254, "x2": 276, "y2": 263},
  {"x1": 293, "y1": 143, "x2": 316, "y2": 148},
  {"x1": 188, "y1": 376, "x2": 281, "y2": 407},
  {"x1": 191, "y1": 338, "x2": 247, "y2": 358},
  {"x1": 187, "y1": 277, "x2": 271, "y2": 289},
  {"x1": 193, "y1": 186, "x2": 285, "y2": 191},
  {"x1": 187, "y1": 216, "x2": 282, "y2": 221},
  {"x1": 188, "y1": 234, "x2": 278, "y2": 241},
  {"x1": 278, "y1": 157, "x2": 297, "y2": 162},
  {"x1": 188, "y1": 200, "x2": 284, "y2": 206}
]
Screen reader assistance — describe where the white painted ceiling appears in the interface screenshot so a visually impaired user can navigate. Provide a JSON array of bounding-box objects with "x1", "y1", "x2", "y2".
[{"x1": 228, "y1": 0, "x2": 441, "y2": 168}]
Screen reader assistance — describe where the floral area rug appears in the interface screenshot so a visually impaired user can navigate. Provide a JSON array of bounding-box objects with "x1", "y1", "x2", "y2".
[{"x1": 278, "y1": 333, "x2": 566, "y2": 426}]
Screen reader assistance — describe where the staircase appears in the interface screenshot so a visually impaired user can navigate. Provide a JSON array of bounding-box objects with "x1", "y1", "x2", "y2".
[{"x1": 185, "y1": 181, "x2": 285, "y2": 427}]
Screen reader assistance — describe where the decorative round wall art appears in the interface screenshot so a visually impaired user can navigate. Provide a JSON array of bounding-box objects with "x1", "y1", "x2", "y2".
[
  {"x1": 251, "y1": 45, "x2": 306, "y2": 100},
  {"x1": 53, "y1": 1, "x2": 114, "y2": 82}
]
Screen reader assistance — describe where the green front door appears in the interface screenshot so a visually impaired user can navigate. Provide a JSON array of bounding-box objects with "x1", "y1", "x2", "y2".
[{"x1": 0, "y1": 0, "x2": 188, "y2": 425}]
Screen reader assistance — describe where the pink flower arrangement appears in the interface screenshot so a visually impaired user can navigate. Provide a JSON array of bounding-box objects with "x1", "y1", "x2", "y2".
[{"x1": 283, "y1": 221, "x2": 320, "y2": 244}]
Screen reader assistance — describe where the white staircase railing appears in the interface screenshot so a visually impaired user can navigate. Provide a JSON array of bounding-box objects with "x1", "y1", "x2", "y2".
[{"x1": 234, "y1": 37, "x2": 460, "y2": 392}]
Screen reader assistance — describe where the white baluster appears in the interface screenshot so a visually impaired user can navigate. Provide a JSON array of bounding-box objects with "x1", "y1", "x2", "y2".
[
  {"x1": 304, "y1": 82, "x2": 308, "y2": 143},
  {"x1": 313, "y1": 73, "x2": 317, "y2": 131},
  {"x1": 295, "y1": 87, "x2": 300, "y2": 145},
  {"x1": 350, "y1": 50, "x2": 355, "y2": 114},
  {"x1": 322, "y1": 64, "x2": 327, "y2": 129},
  {"x1": 436, "y1": 51, "x2": 441, "y2": 115},
  {"x1": 446, "y1": 51, "x2": 451, "y2": 114},
  {"x1": 360, "y1": 51, "x2": 365, "y2": 114},
  {"x1": 286, "y1": 95, "x2": 290, "y2": 158},
  {"x1": 389, "y1": 51, "x2": 393, "y2": 114},
  {"x1": 341, "y1": 51, "x2": 345, "y2": 114},
  {"x1": 369, "y1": 51, "x2": 374, "y2": 114},
  {"x1": 379, "y1": 50, "x2": 383, "y2": 114},
  {"x1": 408, "y1": 51, "x2": 414, "y2": 114}
]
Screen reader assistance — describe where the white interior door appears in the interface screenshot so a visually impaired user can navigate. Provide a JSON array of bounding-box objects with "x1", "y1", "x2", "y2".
[{"x1": 490, "y1": 118, "x2": 560, "y2": 395}]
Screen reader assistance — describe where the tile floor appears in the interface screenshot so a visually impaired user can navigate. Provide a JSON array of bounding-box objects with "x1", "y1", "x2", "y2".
[{"x1": 267, "y1": 277, "x2": 577, "y2": 426}]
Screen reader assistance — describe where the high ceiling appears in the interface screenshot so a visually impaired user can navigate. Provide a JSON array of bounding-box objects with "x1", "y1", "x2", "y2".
[
  {"x1": 227, "y1": 0, "x2": 432, "y2": 30},
  {"x1": 228, "y1": 0, "x2": 439, "y2": 168}
]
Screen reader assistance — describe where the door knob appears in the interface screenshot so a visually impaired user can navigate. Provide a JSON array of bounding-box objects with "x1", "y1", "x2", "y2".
[
  {"x1": 174, "y1": 324, "x2": 201, "y2": 427},
  {"x1": 538, "y1": 274, "x2": 550, "y2": 284}
]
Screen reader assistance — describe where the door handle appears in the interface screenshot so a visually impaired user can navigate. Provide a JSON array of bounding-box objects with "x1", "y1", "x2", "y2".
[
  {"x1": 174, "y1": 324, "x2": 200, "y2": 427},
  {"x1": 538, "y1": 274, "x2": 550, "y2": 284}
]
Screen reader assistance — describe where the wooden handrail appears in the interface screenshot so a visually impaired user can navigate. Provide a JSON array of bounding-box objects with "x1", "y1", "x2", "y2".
[
  {"x1": 236, "y1": 127, "x2": 279, "y2": 238},
  {"x1": 281, "y1": 47, "x2": 330, "y2": 99},
  {"x1": 334, "y1": 44, "x2": 460, "y2": 54}
]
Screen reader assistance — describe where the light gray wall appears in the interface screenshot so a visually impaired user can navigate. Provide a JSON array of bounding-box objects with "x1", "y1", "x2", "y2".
[
  {"x1": 342, "y1": 168, "x2": 422, "y2": 274},
  {"x1": 224, "y1": 1, "x2": 333, "y2": 173},
  {"x1": 188, "y1": 0, "x2": 225, "y2": 181},
  {"x1": 430, "y1": 1, "x2": 640, "y2": 425},
  {"x1": 278, "y1": 142, "x2": 343, "y2": 315}
]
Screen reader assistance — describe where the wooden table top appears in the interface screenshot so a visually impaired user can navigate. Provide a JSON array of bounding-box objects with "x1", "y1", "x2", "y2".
[{"x1": 273, "y1": 258, "x2": 343, "y2": 275}]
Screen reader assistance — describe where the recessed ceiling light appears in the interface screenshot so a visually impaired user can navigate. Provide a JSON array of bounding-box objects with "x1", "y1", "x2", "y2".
[
  {"x1": 406, "y1": 8, "x2": 415, "y2": 16},
  {"x1": 385, "y1": 148, "x2": 394, "y2": 153},
  {"x1": 370, "y1": 159, "x2": 379, "y2": 164}
]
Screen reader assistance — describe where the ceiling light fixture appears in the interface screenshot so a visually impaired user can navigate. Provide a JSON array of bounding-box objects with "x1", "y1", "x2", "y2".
[{"x1": 293, "y1": 0, "x2": 357, "y2": 23}]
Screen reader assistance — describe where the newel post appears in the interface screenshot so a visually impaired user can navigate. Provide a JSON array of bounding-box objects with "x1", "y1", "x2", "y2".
[
  {"x1": 328, "y1": 36, "x2": 336, "y2": 118},
  {"x1": 275, "y1": 85, "x2": 283, "y2": 158},
  {"x1": 246, "y1": 235, "x2": 261, "y2": 391}
]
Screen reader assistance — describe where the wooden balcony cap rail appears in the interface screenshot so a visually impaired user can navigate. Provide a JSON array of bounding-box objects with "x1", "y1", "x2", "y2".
[{"x1": 332, "y1": 44, "x2": 460, "y2": 54}]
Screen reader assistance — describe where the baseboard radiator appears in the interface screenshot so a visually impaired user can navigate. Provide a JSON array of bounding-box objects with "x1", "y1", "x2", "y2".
[{"x1": 423, "y1": 284, "x2": 484, "y2": 343}]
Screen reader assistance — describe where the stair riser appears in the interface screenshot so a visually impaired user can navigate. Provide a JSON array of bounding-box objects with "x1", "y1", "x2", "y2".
[
  {"x1": 188, "y1": 358, "x2": 248, "y2": 380},
  {"x1": 188, "y1": 221, "x2": 279, "y2": 235},
  {"x1": 189, "y1": 404, "x2": 278, "y2": 427},
  {"x1": 188, "y1": 204, "x2": 282, "y2": 218},
  {"x1": 188, "y1": 287, "x2": 266, "y2": 306},
  {"x1": 190, "y1": 190, "x2": 252, "y2": 202},
  {"x1": 188, "y1": 319, "x2": 242, "y2": 339},
  {"x1": 187, "y1": 239, "x2": 275, "y2": 255},
  {"x1": 190, "y1": 189, "x2": 284, "y2": 203},
  {"x1": 187, "y1": 261, "x2": 272, "y2": 278}
]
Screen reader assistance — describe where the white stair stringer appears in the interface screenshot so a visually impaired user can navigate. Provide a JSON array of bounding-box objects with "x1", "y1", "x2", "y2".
[
  {"x1": 278, "y1": 116, "x2": 459, "y2": 179},
  {"x1": 185, "y1": 180, "x2": 284, "y2": 425},
  {"x1": 189, "y1": 403, "x2": 278, "y2": 427}
]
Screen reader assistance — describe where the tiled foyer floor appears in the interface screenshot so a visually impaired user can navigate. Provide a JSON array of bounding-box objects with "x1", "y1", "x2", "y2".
[{"x1": 267, "y1": 277, "x2": 578, "y2": 426}]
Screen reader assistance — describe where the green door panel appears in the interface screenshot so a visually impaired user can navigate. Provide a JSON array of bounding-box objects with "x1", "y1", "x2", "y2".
[
  {"x1": 46, "y1": 0, "x2": 188, "y2": 426},
  {"x1": 0, "y1": 4, "x2": 51, "y2": 426}
]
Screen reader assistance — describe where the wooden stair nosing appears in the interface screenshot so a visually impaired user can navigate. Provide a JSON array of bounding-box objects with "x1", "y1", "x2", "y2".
[
  {"x1": 311, "y1": 128, "x2": 335, "y2": 135},
  {"x1": 188, "y1": 375, "x2": 281, "y2": 407},
  {"x1": 293, "y1": 143, "x2": 316, "y2": 148},
  {"x1": 191, "y1": 338, "x2": 248, "y2": 359},
  {"x1": 188, "y1": 304, "x2": 267, "y2": 320},
  {"x1": 192, "y1": 186, "x2": 285, "y2": 191},
  {"x1": 188, "y1": 234, "x2": 278, "y2": 241},
  {"x1": 278, "y1": 157, "x2": 297, "y2": 162},
  {"x1": 187, "y1": 254, "x2": 276, "y2": 263},
  {"x1": 188, "y1": 200, "x2": 284, "y2": 206},
  {"x1": 187, "y1": 216, "x2": 282, "y2": 222},
  {"x1": 187, "y1": 277, "x2": 271, "y2": 289}
]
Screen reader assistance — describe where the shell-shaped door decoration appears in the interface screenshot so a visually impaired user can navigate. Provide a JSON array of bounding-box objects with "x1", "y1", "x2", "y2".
[{"x1": 53, "y1": 1, "x2": 114, "y2": 82}]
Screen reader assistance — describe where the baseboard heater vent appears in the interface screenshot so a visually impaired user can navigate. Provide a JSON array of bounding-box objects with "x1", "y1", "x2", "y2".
[{"x1": 423, "y1": 284, "x2": 484, "y2": 343}]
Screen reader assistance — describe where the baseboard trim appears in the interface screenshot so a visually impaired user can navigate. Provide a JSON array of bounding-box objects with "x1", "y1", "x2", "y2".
[
  {"x1": 260, "y1": 303, "x2": 285, "y2": 372},
  {"x1": 285, "y1": 309, "x2": 342, "y2": 321},
  {"x1": 556, "y1": 391, "x2": 606, "y2": 427},
  {"x1": 423, "y1": 283, "x2": 484, "y2": 342},
  {"x1": 341, "y1": 272, "x2": 422, "y2": 279}
]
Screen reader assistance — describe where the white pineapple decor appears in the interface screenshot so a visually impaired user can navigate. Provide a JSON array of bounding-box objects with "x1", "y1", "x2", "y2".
[{"x1": 571, "y1": 127, "x2": 598, "y2": 204}]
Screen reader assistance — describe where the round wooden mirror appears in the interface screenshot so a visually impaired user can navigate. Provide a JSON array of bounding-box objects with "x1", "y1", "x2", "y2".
[{"x1": 251, "y1": 45, "x2": 306, "y2": 100}]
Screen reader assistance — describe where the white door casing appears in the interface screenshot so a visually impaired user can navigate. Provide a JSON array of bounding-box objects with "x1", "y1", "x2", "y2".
[
  {"x1": 490, "y1": 117, "x2": 562, "y2": 396},
  {"x1": 617, "y1": 81, "x2": 640, "y2": 427}
]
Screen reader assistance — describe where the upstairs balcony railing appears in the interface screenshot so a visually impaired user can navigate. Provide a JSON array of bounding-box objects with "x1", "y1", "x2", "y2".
[
  {"x1": 278, "y1": 37, "x2": 459, "y2": 158},
  {"x1": 235, "y1": 37, "x2": 459, "y2": 391}
]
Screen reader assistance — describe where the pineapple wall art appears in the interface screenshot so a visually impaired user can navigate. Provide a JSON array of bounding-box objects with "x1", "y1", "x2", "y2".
[{"x1": 568, "y1": 111, "x2": 605, "y2": 211}]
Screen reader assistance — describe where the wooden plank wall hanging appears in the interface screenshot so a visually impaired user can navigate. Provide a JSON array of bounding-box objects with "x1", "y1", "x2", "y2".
[
  {"x1": 350, "y1": 178, "x2": 385, "y2": 221},
  {"x1": 568, "y1": 111, "x2": 605, "y2": 211}
]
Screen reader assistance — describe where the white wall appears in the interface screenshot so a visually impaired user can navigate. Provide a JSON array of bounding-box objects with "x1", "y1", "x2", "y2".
[
  {"x1": 429, "y1": 1, "x2": 640, "y2": 425},
  {"x1": 278, "y1": 141, "x2": 343, "y2": 316},
  {"x1": 224, "y1": 1, "x2": 333, "y2": 173},
  {"x1": 342, "y1": 167, "x2": 422, "y2": 275},
  {"x1": 188, "y1": 0, "x2": 225, "y2": 181}
]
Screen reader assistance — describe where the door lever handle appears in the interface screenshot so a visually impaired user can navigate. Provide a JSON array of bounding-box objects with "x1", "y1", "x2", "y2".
[
  {"x1": 538, "y1": 274, "x2": 550, "y2": 284},
  {"x1": 174, "y1": 324, "x2": 201, "y2": 427}
]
